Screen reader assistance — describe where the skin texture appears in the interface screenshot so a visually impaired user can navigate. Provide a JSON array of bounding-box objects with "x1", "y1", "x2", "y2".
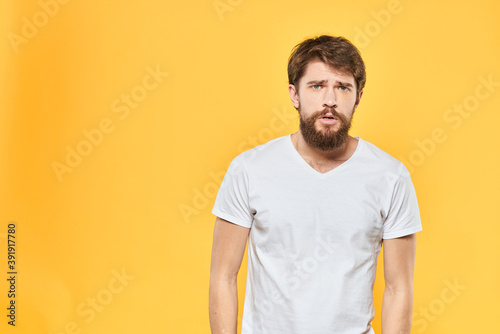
[
  {"x1": 209, "y1": 217, "x2": 250, "y2": 334},
  {"x1": 381, "y1": 234, "x2": 417, "y2": 334},
  {"x1": 209, "y1": 59, "x2": 417, "y2": 333}
]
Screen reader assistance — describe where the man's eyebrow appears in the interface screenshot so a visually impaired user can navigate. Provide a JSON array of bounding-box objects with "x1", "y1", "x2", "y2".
[
  {"x1": 306, "y1": 80, "x2": 328, "y2": 85},
  {"x1": 336, "y1": 81, "x2": 354, "y2": 87},
  {"x1": 305, "y1": 79, "x2": 354, "y2": 87}
]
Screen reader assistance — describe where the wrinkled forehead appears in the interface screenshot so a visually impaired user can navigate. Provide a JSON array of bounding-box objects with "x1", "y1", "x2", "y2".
[{"x1": 300, "y1": 59, "x2": 355, "y2": 86}]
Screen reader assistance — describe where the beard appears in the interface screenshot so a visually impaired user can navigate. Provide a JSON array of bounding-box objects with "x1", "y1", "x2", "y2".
[{"x1": 299, "y1": 106, "x2": 354, "y2": 151}]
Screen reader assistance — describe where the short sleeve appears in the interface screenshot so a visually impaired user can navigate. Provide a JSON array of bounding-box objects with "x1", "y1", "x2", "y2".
[
  {"x1": 382, "y1": 164, "x2": 422, "y2": 239},
  {"x1": 212, "y1": 154, "x2": 253, "y2": 228}
]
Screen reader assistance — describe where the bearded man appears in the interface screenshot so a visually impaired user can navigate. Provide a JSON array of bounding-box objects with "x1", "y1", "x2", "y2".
[{"x1": 209, "y1": 35, "x2": 422, "y2": 334}]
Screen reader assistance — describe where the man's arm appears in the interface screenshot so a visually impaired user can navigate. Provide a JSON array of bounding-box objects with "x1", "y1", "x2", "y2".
[
  {"x1": 209, "y1": 216, "x2": 250, "y2": 334},
  {"x1": 381, "y1": 233, "x2": 417, "y2": 334}
]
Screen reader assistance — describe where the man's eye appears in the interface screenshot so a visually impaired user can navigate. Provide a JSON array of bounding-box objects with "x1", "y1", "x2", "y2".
[
  {"x1": 312, "y1": 84, "x2": 322, "y2": 89},
  {"x1": 338, "y1": 86, "x2": 349, "y2": 91}
]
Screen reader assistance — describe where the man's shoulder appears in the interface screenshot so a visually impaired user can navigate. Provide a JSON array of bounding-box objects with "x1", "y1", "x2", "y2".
[
  {"x1": 358, "y1": 137, "x2": 408, "y2": 175},
  {"x1": 237, "y1": 134, "x2": 290, "y2": 163}
]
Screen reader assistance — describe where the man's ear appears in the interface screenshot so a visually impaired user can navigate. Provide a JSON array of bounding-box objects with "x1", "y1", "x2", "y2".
[
  {"x1": 354, "y1": 89, "x2": 363, "y2": 110},
  {"x1": 288, "y1": 84, "x2": 300, "y2": 110}
]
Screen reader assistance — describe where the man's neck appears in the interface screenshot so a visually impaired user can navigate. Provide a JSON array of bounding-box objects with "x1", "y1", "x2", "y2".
[{"x1": 291, "y1": 131, "x2": 358, "y2": 163}]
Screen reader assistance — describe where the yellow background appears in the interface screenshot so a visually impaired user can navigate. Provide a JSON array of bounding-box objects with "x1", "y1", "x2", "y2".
[{"x1": 1, "y1": 0, "x2": 499, "y2": 333}]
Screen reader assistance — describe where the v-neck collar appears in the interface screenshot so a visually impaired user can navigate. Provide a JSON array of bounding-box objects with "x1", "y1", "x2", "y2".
[{"x1": 285, "y1": 133, "x2": 363, "y2": 177}]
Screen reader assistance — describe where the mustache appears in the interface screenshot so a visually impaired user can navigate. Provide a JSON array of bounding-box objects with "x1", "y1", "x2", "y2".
[{"x1": 317, "y1": 107, "x2": 342, "y2": 118}]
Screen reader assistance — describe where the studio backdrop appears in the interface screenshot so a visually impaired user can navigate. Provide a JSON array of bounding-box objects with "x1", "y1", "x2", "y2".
[{"x1": 1, "y1": 0, "x2": 499, "y2": 333}]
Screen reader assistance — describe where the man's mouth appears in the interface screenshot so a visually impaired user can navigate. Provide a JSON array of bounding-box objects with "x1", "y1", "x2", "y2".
[
  {"x1": 320, "y1": 112, "x2": 337, "y2": 120},
  {"x1": 318, "y1": 113, "x2": 339, "y2": 125}
]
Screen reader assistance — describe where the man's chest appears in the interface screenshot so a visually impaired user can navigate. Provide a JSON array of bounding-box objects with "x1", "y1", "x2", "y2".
[{"x1": 249, "y1": 176, "x2": 387, "y2": 247}]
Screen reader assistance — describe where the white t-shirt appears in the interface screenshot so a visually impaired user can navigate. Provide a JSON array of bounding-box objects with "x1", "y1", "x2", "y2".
[{"x1": 212, "y1": 134, "x2": 422, "y2": 334}]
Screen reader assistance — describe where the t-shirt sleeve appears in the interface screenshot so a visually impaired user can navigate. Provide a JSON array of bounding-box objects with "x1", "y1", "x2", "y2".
[
  {"x1": 212, "y1": 154, "x2": 253, "y2": 228},
  {"x1": 382, "y1": 163, "x2": 422, "y2": 239}
]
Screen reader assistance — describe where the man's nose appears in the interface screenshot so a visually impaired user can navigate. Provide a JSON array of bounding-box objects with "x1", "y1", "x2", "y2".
[{"x1": 323, "y1": 88, "x2": 337, "y2": 108}]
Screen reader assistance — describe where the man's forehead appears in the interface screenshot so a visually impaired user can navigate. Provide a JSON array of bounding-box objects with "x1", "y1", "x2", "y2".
[{"x1": 302, "y1": 60, "x2": 354, "y2": 83}]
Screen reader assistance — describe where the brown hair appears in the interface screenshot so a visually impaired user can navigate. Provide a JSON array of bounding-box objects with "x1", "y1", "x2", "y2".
[{"x1": 287, "y1": 35, "x2": 366, "y2": 96}]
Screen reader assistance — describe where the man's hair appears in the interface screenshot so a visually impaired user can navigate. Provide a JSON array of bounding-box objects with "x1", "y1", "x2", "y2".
[{"x1": 287, "y1": 35, "x2": 366, "y2": 96}]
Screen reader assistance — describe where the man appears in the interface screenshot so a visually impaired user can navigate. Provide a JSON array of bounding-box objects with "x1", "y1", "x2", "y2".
[{"x1": 209, "y1": 35, "x2": 422, "y2": 334}]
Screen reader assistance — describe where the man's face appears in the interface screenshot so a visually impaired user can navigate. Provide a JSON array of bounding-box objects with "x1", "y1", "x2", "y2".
[{"x1": 288, "y1": 60, "x2": 363, "y2": 151}]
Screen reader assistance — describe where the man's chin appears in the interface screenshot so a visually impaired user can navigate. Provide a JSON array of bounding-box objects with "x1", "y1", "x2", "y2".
[
  {"x1": 299, "y1": 115, "x2": 351, "y2": 151},
  {"x1": 315, "y1": 124, "x2": 340, "y2": 137}
]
